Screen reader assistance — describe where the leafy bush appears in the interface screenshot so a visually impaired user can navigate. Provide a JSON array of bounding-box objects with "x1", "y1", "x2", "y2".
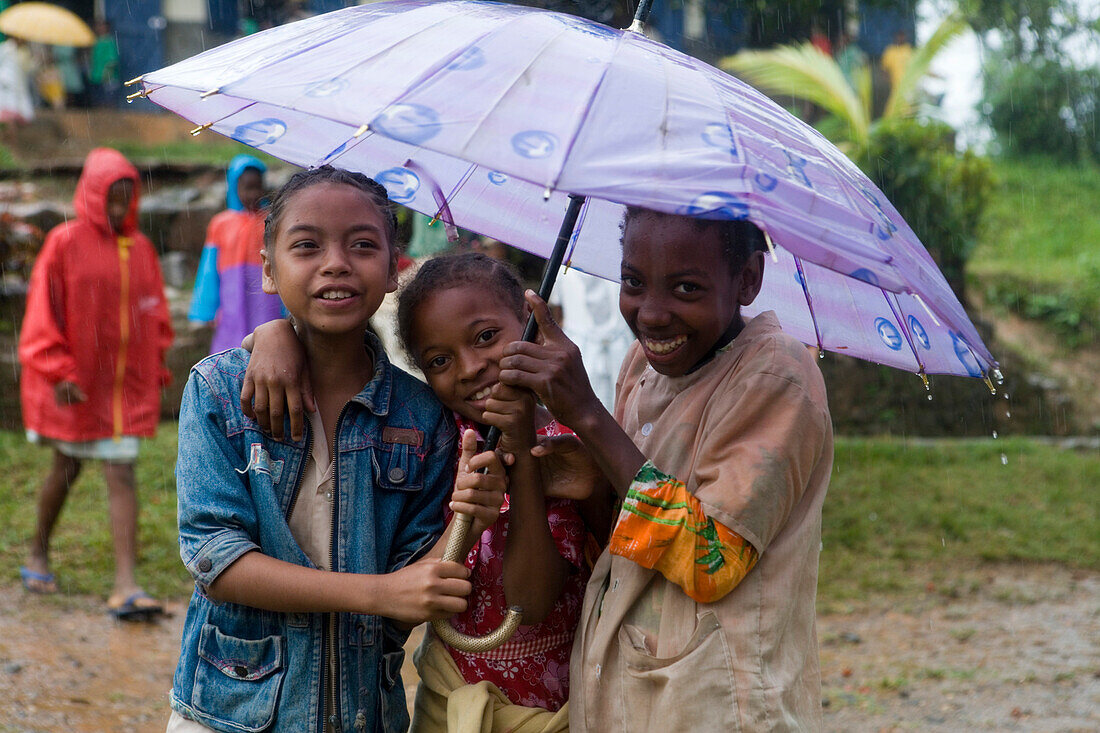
[
  {"x1": 857, "y1": 118, "x2": 993, "y2": 299},
  {"x1": 982, "y1": 56, "x2": 1100, "y2": 163}
]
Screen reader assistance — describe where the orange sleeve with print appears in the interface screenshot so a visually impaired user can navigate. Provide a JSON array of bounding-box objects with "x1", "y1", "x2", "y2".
[{"x1": 610, "y1": 461, "x2": 759, "y2": 603}]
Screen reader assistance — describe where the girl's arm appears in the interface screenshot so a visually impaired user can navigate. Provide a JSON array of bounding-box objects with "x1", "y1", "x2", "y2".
[
  {"x1": 240, "y1": 317, "x2": 315, "y2": 441},
  {"x1": 482, "y1": 383, "x2": 569, "y2": 624},
  {"x1": 207, "y1": 550, "x2": 472, "y2": 625},
  {"x1": 178, "y1": 367, "x2": 472, "y2": 625}
]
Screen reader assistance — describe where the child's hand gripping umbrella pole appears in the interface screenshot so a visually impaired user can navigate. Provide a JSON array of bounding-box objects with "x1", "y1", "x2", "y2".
[{"x1": 430, "y1": 194, "x2": 586, "y2": 653}]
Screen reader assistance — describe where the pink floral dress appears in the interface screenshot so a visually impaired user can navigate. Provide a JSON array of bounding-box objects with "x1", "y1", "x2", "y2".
[{"x1": 443, "y1": 415, "x2": 590, "y2": 712}]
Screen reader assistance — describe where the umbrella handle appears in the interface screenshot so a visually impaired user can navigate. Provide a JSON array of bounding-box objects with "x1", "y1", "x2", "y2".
[
  {"x1": 430, "y1": 512, "x2": 523, "y2": 652},
  {"x1": 429, "y1": 194, "x2": 587, "y2": 653}
]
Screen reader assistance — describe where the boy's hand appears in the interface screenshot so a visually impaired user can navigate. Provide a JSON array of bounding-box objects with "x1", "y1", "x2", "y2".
[
  {"x1": 54, "y1": 381, "x2": 87, "y2": 406},
  {"x1": 499, "y1": 291, "x2": 601, "y2": 430},
  {"x1": 450, "y1": 429, "x2": 507, "y2": 537},
  {"x1": 241, "y1": 319, "x2": 316, "y2": 441},
  {"x1": 382, "y1": 559, "x2": 471, "y2": 624},
  {"x1": 481, "y1": 382, "x2": 537, "y2": 455},
  {"x1": 533, "y1": 433, "x2": 607, "y2": 501}
]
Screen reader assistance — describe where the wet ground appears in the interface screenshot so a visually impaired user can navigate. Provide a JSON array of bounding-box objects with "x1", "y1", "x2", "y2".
[{"x1": 0, "y1": 563, "x2": 1096, "y2": 732}]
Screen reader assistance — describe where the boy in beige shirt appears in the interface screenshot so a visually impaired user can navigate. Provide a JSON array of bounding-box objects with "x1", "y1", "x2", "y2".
[{"x1": 500, "y1": 207, "x2": 833, "y2": 731}]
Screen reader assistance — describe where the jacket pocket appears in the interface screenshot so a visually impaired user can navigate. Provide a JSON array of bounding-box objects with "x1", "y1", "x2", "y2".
[
  {"x1": 192, "y1": 623, "x2": 286, "y2": 732},
  {"x1": 371, "y1": 442, "x2": 423, "y2": 492},
  {"x1": 618, "y1": 612, "x2": 740, "y2": 730}
]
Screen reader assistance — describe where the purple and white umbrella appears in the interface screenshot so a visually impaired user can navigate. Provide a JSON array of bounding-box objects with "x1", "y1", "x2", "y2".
[{"x1": 133, "y1": 0, "x2": 995, "y2": 380}]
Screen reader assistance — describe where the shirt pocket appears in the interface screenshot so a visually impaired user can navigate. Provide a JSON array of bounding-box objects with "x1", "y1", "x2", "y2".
[
  {"x1": 370, "y1": 442, "x2": 424, "y2": 493},
  {"x1": 618, "y1": 612, "x2": 740, "y2": 730},
  {"x1": 192, "y1": 623, "x2": 286, "y2": 732}
]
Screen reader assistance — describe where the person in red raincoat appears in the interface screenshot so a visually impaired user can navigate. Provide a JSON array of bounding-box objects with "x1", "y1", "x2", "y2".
[{"x1": 18, "y1": 147, "x2": 173, "y2": 618}]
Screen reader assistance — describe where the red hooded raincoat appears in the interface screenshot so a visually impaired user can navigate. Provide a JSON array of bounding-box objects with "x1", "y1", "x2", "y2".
[{"x1": 19, "y1": 148, "x2": 173, "y2": 442}]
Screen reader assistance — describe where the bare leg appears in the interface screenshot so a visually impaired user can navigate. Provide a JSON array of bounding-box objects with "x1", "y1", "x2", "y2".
[
  {"x1": 103, "y1": 461, "x2": 142, "y2": 600},
  {"x1": 25, "y1": 449, "x2": 82, "y2": 590}
]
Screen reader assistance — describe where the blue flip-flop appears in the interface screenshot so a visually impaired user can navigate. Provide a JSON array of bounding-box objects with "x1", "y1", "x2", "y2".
[
  {"x1": 19, "y1": 566, "x2": 58, "y2": 594},
  {"x1": 107, "y1": 591, "x2": 164, "y2": 621}
]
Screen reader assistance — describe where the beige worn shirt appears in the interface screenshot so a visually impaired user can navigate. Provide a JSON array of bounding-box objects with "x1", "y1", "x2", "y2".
[{"x1": 569, "y1": 312, "x2": 833, "y2": 732}]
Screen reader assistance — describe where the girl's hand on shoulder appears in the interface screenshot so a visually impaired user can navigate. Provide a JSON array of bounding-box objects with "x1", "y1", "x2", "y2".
[
  {"x1": 481, "y1": 382, "x2": 537, "y2": 454},
  {"x1": 240, "y1": 318, "x2": 315, "y2": 441},
  {"x1": 498, "y1": 291, "x2": 600, "y2": 429},
  {"x1": 451, "y1": 429, "x2": 507, "y2": 537},
  {"x1": 383, "y1": 559, "x2": 471, "y2": 624}
]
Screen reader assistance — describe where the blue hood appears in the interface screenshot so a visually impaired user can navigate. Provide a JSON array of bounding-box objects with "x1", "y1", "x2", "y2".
[{"x1": 225, "y1": 154, "x2": 266, "y2": 211}]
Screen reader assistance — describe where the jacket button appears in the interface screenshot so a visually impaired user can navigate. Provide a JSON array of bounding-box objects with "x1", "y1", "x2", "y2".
[
  {"x1": 197, "y1": 558, "x2": 212, "y2": 573},
  {"x1": 233, "y1": 665, "x2": 249, "y2": 678},
  {"x1": 388, "y1": 467, "x2": 406, "y2": 483}
]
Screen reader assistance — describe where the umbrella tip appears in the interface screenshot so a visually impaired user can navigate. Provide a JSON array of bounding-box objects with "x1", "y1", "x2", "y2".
[{"x1": 124, "y1": 75, "x2": 144, "y2": 87}]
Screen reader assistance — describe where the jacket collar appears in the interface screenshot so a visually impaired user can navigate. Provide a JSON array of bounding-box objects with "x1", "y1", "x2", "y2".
[{"x1": 349, "y1": 330, "x2": 392, "y2": 417}]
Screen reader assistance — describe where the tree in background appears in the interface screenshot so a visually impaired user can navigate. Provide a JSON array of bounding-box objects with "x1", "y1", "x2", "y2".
[
  {"x1": 962, "y1": 0, "x2": 1100, "y2": 163},
  {"x1": 719, "y1": 11, "x2": 989, "y2": 301},
  {"x1": 720, "y1": 11, "x2": 967, "y2": 154}
]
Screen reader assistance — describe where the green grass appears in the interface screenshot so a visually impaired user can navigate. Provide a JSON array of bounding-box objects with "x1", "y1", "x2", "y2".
[
  {"x1": 0, "y1": 426, "x2": 190, "y2": 601},
  {"x1": 968, "y1": 157, "x2": 1100, "y2": 345},
  {"x1": 1, "y1": 429, "x2": 1097, "y2": 607},
  {"x1": 820, "y1": 436, "x2": 1100, "y2": 605}
]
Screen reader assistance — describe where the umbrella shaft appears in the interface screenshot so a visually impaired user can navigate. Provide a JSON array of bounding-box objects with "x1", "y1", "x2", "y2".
[
  {"x1": 482, "y1": 193, "x2": 586, "y2": 452},
  {"x1": 632, "y1": 0, "x2": 655, "y2": 26}
]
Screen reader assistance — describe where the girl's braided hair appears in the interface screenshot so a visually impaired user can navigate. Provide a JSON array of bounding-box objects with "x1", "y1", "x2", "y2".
[
  {"x1": 397, "y1": 252, "x2": 525, "y2": 367},
  {"x1": 264, "y1": 165, "x2": 398, "y2": 250}
]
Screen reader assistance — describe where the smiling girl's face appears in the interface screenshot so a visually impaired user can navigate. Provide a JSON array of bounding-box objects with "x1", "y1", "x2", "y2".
[
  {"x1": 261, "y1": 181, "x2": 397, "y2": 339},
  {"x1": 409, "y1": 284, "x2": 526, "y2": 423}
]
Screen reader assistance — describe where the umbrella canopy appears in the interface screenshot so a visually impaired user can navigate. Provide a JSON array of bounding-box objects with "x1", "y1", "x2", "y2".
[
  {"x1": 0, "y1": 2, "x2": 94, "y2": 47},
  {"x1": 136, "y1": 0, "x2": 997, "y2": 381}
]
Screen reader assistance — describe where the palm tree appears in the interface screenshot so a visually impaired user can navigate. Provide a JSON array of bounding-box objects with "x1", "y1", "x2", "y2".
[{"x1": 720, "y1": 12, "x2": 969, "y2": 154}]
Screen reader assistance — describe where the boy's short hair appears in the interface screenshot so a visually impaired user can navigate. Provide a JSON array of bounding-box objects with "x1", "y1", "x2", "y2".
[{"x1": 621, "y1": 206, "x2": 768, "y2": 273}]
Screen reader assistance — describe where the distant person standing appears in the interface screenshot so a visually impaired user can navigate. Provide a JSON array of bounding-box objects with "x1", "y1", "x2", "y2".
[
  {"x1": 88, "y1": 20, "x2": 119, "y2": 107},
  {"x1": 881, "y1": 29, "x2": 913, "y2": 92},
  {"x1": 189, "y1": 155, "x2": 283, "y2": 354},
  {"x1": 18, "y1": 148, "x2": 173, "y2": 619}
]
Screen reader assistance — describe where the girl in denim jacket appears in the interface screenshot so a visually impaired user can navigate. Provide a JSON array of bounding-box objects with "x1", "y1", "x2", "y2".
[{"x1": 169, "y1": 167, "x2": 507, "y2": 733}]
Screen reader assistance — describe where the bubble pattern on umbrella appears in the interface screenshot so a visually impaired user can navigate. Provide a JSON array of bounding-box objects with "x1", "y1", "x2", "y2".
[{"x1": 139, "y1": 0, "x2": 995, "y2": 377}]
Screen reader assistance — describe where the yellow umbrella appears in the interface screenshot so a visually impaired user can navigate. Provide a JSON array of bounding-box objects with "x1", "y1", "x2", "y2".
[{"x1": 0, "y1": 2, "x2": 95, "y2": 47}]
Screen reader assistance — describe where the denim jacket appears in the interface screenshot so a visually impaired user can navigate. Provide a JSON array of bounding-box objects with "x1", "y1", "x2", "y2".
[{"x1": 170, "y1": 335, "x2": 456, "y2": 733}]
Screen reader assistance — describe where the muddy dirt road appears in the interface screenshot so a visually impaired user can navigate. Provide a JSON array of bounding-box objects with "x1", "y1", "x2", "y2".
[{"x1": 0, "y1": 564, "x2": 1096, "y2": 732}]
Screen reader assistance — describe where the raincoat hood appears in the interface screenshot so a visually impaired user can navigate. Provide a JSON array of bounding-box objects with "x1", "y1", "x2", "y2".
[
  {"x1": 225, "y1": 154, "x2": 266, "y2": 211},
  {"x1": 73, "y1": 147, "x2": 141, "y2": 236}
]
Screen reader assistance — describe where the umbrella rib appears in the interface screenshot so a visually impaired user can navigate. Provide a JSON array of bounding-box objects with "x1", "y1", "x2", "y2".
[
  {"x1": 547, "y1": 32, "x2": 631, "y2": 192},
  {"x1": 884, "y1": 290, "x2": 926, "y2": 376},
  {"x1": 793, "y1": 256, "x2": 825, "y2": 354}
]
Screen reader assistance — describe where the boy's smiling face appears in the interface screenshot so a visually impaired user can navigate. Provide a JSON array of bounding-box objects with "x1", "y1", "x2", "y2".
[{"x1": 620, "y1": 212, "x2": 764, "y2": 377}]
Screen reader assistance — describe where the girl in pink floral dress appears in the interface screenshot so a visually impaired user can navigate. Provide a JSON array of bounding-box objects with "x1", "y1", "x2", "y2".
[{"x1": 396, "y1": 253, "x2": 596, "y2": 731}]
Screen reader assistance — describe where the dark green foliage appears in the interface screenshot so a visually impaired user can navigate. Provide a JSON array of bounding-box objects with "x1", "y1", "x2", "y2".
[
  {"x1": 857, "y1": 118, "x2": 993, "y2": 299},
  {"x1": 982, "y1": 56, "x2": 1099, "y2": 164}
]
